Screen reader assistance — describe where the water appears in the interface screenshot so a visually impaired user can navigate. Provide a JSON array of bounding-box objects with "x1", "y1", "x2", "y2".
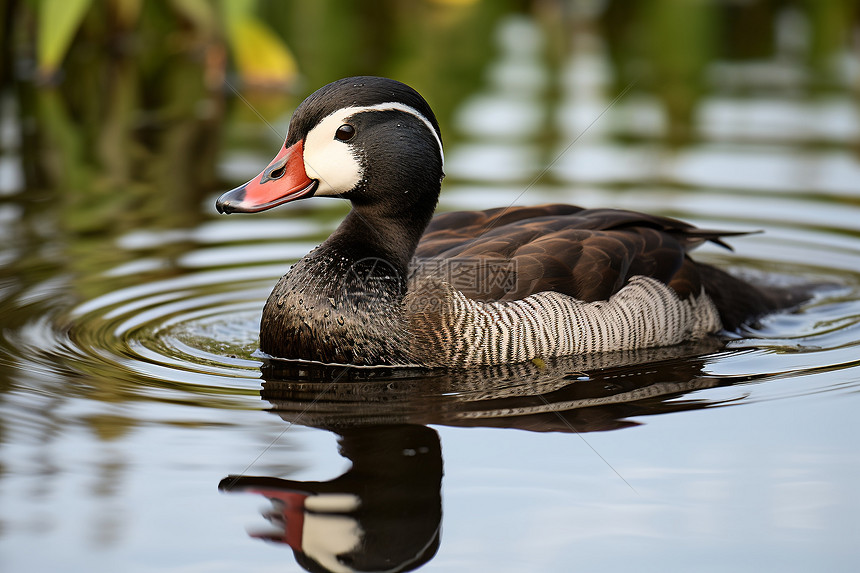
[{"x1": 2, "y1": 8, "x2": 860, "y2": 573}]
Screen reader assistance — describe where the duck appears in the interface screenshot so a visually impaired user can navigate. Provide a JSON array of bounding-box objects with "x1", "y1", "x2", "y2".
[{"x1": 216, "y1": 76, "x2": 808, "y2": 367}]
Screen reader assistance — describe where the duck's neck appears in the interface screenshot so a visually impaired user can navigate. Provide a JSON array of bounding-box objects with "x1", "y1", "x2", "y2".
[
  {"x1": 259, "y1": 198, "x2": 436, "y2": 365},
  {"x1": 325, "y1": 205, "x2": 431, "y2": 278}
]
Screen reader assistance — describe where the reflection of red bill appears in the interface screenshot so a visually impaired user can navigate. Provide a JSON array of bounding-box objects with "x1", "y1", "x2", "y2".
[
  {"x1": 247, "y1": 488, "x2": 308, "y2": 550},
  {"x1": 216, "y1": 140, "x2": 317, "y2": 214}
]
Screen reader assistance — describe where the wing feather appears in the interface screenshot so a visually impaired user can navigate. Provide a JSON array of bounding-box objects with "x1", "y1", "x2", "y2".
[{"x1": 413, "y1": 204, "x2": 750, "y2": 302}]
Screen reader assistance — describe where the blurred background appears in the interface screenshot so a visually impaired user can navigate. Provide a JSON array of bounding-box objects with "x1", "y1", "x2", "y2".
[
  {"x1": 2, "y1": 1, "x2": 860, "y2": 572},
  {"x1": 2, "y1": 0, "x2": 857, "y2": 235}
]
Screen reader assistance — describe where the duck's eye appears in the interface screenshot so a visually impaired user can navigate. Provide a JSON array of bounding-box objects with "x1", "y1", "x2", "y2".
[{"x1": 335, "y1": 124, "x2": 355, "y2": 141}]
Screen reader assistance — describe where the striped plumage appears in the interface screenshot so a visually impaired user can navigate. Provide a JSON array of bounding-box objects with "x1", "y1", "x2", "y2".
[
  {"x1": 406, "y1": 276, "x2": 721, "y2": 367},
  {"x1": 216, "y1": 77, "x2": 810, "y2": 367}
]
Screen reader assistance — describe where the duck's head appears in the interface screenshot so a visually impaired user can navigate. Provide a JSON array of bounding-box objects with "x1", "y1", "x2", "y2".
[{"x1": 216, "y1": 76, "x2": 444, "y2": 216}]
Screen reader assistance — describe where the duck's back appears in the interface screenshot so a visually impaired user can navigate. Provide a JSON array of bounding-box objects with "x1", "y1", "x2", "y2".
[{"x1": 412, "y1": 204, "x2": 807, "y2": 333}]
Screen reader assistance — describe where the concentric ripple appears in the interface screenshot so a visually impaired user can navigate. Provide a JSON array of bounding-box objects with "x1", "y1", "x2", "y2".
[
  {"x1": 2, "y1": 207, "x2": 860, "y2": 423},
  {"x1": 67, "y1": 268, "x2": 271, "y2": 390},
  {"x1": 2, "y1": 266, "x2": 273, "y2": 412}
]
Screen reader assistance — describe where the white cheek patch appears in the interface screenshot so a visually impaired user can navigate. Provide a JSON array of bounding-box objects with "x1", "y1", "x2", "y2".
[
  {"x1": 303, "y1": 113, "x2": 364, "y2": 197},
  {"x1": 301, "y1": 513, "x2": 363, "y2": 573},
  {"x1": 301, "y1": 102, "x2": 444, "y2": 197}
]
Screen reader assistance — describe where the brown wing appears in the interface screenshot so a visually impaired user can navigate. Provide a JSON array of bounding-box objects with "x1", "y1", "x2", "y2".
[
  {"x1": 413, "y1": 204, "x2": 752, "y2": 302},
  {"x1": 416, "y1": 204, "x2": 587, "y2": 257}
]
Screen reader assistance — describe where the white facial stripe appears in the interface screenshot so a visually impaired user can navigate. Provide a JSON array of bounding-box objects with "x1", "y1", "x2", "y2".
[
  {"x1": 304, "y1": 493, "x2": 361, "y2": 512},
  {"x1": 301, "y1": 101, "x2": 444, "y2": 198},
  {"x1": 338, "y1": 102, "x2": 445, "y2": 164}
]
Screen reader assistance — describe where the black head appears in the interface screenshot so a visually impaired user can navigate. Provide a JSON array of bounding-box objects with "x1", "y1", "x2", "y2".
[{"x1": 216, "y1": 76, "x2": 444, "y2": 216}]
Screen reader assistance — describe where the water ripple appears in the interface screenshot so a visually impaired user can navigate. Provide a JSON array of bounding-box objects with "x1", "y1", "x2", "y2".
[{"x1": 2, "y1": 209, "x2": 859, "y2": 424}]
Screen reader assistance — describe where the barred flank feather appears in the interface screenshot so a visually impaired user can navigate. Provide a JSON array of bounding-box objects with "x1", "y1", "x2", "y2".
[{"x1": 406, "y1": 276, "x2": 722, "y2": 367}]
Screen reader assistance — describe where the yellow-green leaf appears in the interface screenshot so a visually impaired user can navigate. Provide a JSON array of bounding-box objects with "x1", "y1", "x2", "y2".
[
  {"x1": 226, "y1": 17, "x2": 297, "y2": 87},
  {"x1": 37, "y1": 0, "x2": 93, "y2": 77}
]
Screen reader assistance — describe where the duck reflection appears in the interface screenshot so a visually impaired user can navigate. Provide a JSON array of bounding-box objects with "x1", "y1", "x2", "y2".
[
  {"x1": 220, "y1": 425, "x2": 441, "y2": 573},
  {"x1": 258, "y1": 339, "x2": 730, "y2": 432},
  {"x1": 221, "y1": 339, "x2": 736, "y2": 572}
]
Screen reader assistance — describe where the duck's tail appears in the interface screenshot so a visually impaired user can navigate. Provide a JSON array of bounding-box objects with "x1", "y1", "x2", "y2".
[{"x1": 697, "y1": 263, "x2": 816, "y2": 331}]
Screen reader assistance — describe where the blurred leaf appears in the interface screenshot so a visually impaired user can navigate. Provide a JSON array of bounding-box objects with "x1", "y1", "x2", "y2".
[
  {"x1": 644, "y1": 0, "x2": 715, "y2": 144},
  {"x1": 113, "y1": 0, "x2": 144, "y2": 29},
  {"x1": 804, "y1": 0, "x2": 857, "y2": 72},
  {"x1": 218, "y1": 0, "x2": 256, "y2": 30},
  {"x1": 220, "y1": 0, "x2": 297, "y2": 87},
  {"x1": 231, "y1": 18, "x2": 297, "y2": 86},
  {"x1": 169, "y1": 0, "x2": 219, "y2": 38},
  {"x1": 36, "y1": 0, "x2": 93, "y2": 77},
  {"x1": 428, "y1": 0, "x2": 480, "y2": 5}
]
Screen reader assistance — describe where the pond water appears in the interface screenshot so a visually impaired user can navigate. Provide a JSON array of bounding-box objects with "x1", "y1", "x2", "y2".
[{"x1": 2, "y1": 7, "x2": 860, "y2": 573}]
